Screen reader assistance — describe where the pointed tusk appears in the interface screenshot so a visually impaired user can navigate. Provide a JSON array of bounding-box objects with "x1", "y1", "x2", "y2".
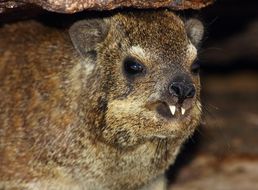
[
  {"x1": 181, "y1": 108, "x2": 186, "y2": 115},
  {"x1": 169, "y1": 105, "x2": 176, "y2": 115}
]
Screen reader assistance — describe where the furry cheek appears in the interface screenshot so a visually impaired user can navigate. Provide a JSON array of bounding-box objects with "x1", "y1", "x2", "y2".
[{"x1": 103, "y1": 98, "x2": 147, "y2": 147}]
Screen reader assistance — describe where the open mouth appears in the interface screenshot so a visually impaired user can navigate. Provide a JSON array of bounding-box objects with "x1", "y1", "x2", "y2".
[
  {"x1": 168, "y1": 105, "x2": 186, "y2": 115},
  {"x1": 156, "y1": 102, "x2": 187, "y2": 119}
]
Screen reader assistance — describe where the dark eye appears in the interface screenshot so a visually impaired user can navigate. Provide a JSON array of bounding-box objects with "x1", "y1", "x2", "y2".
[
  {"x1": 191, "y1": 61, "x2": 201, "y2": 75},
  {"x1": 123, "y1": 57, "x2": 145, "y2": 76}
]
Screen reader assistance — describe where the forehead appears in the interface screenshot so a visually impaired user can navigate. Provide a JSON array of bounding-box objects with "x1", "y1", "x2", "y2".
[{"x1": 114, "y1": 11, "x2": 195, "y2": 65}]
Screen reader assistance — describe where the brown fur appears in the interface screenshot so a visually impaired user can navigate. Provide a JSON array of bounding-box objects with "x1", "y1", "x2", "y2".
[{"x1": 0, "y1": 10, "x2": 203, "y2": 190}]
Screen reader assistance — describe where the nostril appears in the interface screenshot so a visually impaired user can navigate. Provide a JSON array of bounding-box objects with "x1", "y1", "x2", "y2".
[
  {"x1": 186, "y1": 85, "x2": 196, "y2": 98},
  {"x1": 169, "y1": 82, "x2": 196, "y2": 100},
  {"x1": 170, "y1": 83, "x2": 183, "y2": 97}
]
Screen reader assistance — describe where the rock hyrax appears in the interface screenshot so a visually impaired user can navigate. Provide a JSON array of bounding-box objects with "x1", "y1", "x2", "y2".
[{"x1": 0, "y1": 10, "x2": 204, "y2": 190}]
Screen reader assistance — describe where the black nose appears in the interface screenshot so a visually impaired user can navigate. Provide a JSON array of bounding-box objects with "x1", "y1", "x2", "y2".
[{"x1": 169, "y1": 82, "x2": 196, "y2": 101}]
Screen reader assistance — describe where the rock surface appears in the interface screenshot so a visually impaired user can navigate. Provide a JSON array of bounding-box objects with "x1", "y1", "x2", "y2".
[{"x1": 0, "y1": 0, "x2": 213, "y2": 13}]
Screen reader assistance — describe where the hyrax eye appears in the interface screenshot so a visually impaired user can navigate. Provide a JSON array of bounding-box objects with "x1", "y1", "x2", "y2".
[
  {"x1": 191, "y1": 61, "x2": 201, "y2": 75},
  {"x1": 123, "y1": 57, "x2": 145, "y2": 76}
]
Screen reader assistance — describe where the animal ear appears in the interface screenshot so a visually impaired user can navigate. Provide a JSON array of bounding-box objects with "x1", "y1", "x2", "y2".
[
  {"x1": 69, "y1": 18, "x2": 110, "y2": 60},
  {"x1": 185, "y1": 19, "x2": 204, "y2": 47}
]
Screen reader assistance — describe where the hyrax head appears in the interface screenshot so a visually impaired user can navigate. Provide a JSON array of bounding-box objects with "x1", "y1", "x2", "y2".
[{"x1": 69, "y1": 10, "x2": 204, "y2": 148}]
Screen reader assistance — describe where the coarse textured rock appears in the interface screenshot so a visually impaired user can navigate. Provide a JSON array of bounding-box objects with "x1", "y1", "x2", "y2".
[{"x1": 0, "y1": 0, "x2": 213, "y2": 13}]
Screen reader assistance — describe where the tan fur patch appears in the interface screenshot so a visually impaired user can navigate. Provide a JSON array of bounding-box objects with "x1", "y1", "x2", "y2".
[
  {"x1": 129, "y1": 45, "x2": 152, "y2": 63},
  {"x1": 108, "y1": 98, "x2": 144, "y2": 116},
  {"x1": 186, "y1": 43, "x2": 197, "y2": 64}
]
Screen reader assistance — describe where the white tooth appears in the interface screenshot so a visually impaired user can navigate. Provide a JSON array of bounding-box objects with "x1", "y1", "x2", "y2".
[
  {"x1": 181, "y1": 108, "x2": 186, "y2": 115},
  {"x1": 169, "y1": 105, "x2": 176, "y2": 115}
]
